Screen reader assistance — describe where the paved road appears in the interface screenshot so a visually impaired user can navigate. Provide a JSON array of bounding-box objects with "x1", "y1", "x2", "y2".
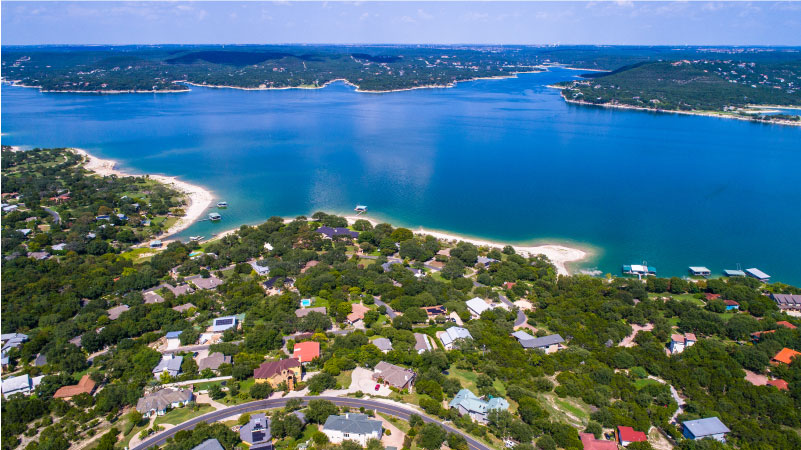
[
  {"x1": 43, "y1": 207, "x2": 61, "y2": 225},
  {"x1": 131, "y1": 396, "x2": 492, "y2": 450},
  {"x1": 374, "y1": 297, "x2": 398, "y2": 319},
  {"x1": 498, "y1": 294, "x2": 526, "y2": 327}
]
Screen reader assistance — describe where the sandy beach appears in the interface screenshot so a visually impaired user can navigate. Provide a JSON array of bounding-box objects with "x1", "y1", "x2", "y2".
[
  {"x1": 342, "y1": 216, "x2": 586, "y2": 276},
  {"x1": 70, "y1": 148, "x2": 214, "y2": 246}
]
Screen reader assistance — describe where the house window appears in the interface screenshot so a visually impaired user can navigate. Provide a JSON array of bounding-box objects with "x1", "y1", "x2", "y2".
[{"x1": 344, "y1": 434, "x2": 349, "y2": 438}]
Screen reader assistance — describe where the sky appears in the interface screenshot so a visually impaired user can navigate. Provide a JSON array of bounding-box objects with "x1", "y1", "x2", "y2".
[{"x1": 2, "y1": 1, "x2": 800, "y2": 46}]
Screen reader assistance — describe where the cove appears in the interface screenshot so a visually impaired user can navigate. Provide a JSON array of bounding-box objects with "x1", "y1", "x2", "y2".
[{"x1": 3, "y1": 68, "x2": 800, "y2": 284}]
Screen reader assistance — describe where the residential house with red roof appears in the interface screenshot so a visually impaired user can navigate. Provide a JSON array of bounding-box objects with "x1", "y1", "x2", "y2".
[{"x1": 618, "y1": 426, "x2": 647, "y2": 447}]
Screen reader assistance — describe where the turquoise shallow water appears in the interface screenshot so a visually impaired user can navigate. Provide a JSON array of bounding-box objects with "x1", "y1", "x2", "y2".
[{"x1": 3, "y1": 68, "x2": 801, "y2": 284}]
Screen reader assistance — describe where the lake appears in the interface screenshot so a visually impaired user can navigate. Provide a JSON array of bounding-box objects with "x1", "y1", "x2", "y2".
[{"x1": 3, "y1": 68, "x2": 800, "y2": 284}]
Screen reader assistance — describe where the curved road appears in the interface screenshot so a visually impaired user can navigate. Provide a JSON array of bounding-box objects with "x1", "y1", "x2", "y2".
[{"x1": 132, "y1": 396, "x2": 492, "y2": 450}]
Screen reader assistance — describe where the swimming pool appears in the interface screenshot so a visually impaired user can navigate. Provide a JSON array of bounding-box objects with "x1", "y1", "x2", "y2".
[{"x1": 300, "y1": 299, "x2": 312, "y2": 307}]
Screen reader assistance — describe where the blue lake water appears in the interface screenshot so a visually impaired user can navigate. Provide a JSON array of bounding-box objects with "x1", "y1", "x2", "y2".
[{"x1": 3, "y1": 68, "x2": 800, "y2": 284}]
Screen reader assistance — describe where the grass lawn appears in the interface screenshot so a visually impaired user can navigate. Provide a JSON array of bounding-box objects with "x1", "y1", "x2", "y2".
[
  {"x1": 336, "y1": 370, "x2": 353, "y2": 389},
  {"x1": 538, "y1": 392, "x2": 590, "y2": 428},
  {"x1": 448, "y1": 368, "x2": 507, "y2": 397},
  {"x1": 154, "y1": 404, "x2": 214, "y2": 426},
  {"x1": 120, "y1": 247, "x2": 156, "y2": 260},
  {"x1": 634, "y1": 378, "x2": 662, "y2": 389},
  {"x1": 275, "y1": 423, "x2": 319, "y2": 450},
  {"x1": 650, "y1": 292, "x2": 705, "y2": 306}
]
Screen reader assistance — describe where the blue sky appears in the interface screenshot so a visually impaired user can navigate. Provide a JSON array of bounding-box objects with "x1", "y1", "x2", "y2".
[{"x1": 2, "y1": 1, "x2": 800, "y2": 46}]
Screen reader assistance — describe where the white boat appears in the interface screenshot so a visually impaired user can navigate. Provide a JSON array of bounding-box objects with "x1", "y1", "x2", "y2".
[
  {"x1": 208, "y1": 213, "x2": 222, "y2": 221},
  {"x1": 216, "y1": 201, "x2": 228, "y2": 208},
  {"x1": 189, "y1": 236, "x2": 204, "y2": 242}
]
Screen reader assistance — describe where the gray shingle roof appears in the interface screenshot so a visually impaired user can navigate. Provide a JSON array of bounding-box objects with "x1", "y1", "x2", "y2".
[
  {"x1": 323, "y1": 413, "x2": 382, "y2": 436},
  {"x1": 136, "y1": 388, "x2": 193, "y2": 413},
  {"x1": 520, "y1": 334, "x2": 564, "y2": 349},
  {"x1": 192, "y1": 439, "x2": 225, "y2": 450}
]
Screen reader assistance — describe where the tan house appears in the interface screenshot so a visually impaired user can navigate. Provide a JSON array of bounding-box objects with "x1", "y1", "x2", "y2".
[
  {"x1": 347, "y1": 303, "x2": 370, "y2": 324},
  {"x1": 254, "y1": 358, "x2": 302, "y2": 390}
]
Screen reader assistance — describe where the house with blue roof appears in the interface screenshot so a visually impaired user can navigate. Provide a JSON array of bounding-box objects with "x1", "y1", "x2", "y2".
[{"x1": 449, "y1": 389, "x2": 509, "y2": 423}]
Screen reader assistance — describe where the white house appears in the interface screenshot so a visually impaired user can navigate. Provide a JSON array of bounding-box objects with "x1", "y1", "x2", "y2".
[
  {"x1": 439, "y1": 327, "x2": 473, "y2": 350},
  {"x1": 322, "y1": 413, "x2": 383, "y2": 446},
  {"x1": 165, "y1": 331, "x2": 183, "y2": 350},
  {"x1": 136, "y1": 388, "x2": 194, "y2": 417},
  {"x1": 153, "y1": 354, "x2": 183, "y2": 379},
  {"x1": 466, "y1": 297, "x2": 491, "y2": 318},
  {"x1": 669, "y1": 333, "x2": 697, "y2": 354}
]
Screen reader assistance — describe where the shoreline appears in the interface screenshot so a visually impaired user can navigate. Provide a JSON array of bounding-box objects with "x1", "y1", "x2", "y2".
[
  {"x1": 551, "y1": 87, "x2": 801, "y2": 127},
  {"x1": 3, "y1": 68, "x2": 545, "y2": 95},
  {"x1": 204, "y1": 214, "x2": 591, "y2": 277},
  {"x1": 69, "y1": 148, "x2": 214, "y2": 246}
]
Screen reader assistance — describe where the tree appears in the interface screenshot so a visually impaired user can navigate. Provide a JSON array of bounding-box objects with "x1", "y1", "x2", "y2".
[
  {"x1": 249, "y1": 382, "x2": 273, "y2": 399},
  {"x1": 209, "y1": 384, "x2": 225, "y2": 400},
  {"x1": 418, "y1": 423, "x2": 447, "y2": 450},
  {"x1": 447, "y1": 433, "x2": 469, "y2": 450},
  {"x1": 536, "y1": 435, "x2": 556, "y2": 450},
  {"x1": 390, "y1": 228, "x2": 414, "y2": 242},
  {"x1": 307, "y1": 373, "x2": 336, "y2": 395},
  {"x1": 585, "y1": 421, "x2": 603, "y2": 439},
  {"x1": 305, "y1": 399, "x2": 338, "y2": 424}
]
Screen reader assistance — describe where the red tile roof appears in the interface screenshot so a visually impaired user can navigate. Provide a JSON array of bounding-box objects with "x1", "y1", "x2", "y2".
[
  {"x1": 580, "y1": 433, "x2": 617, "y2": 450},
  {"x1": 767, "y1": 379, "x2": 789, "y2": 391},
  {"x1": 772, "y1": 348, "x2": 801, "y2": 365},
  {"x1": 723, "y1": 300, "x2": 739, "y2": 306},
  {"x1": 705, "y1": 293, "x2": 721, "y2": 301},
  {"x1": 776, "y1": 321, "x2": 797, "y2": 329},
  {"x1": 53, "y1": 374, "x2": 96, "y2": 399},
  {"x1": 293, "y1": 341, "x2": 320, "y2": 363},
  {"x1": 618, "y1": 426, "x2": 647, "y2": 443}
]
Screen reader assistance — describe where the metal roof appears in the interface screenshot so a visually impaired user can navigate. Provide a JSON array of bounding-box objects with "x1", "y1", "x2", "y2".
[
  {"x1": 521, "y1": 334, "x2": 564, "y2": 349},
  {"x1": 440, "y1": 327, "x2": 472, "y2": 347},
  {"x1": 745, "y1": 268, "x2": 770, "y2": 279},
  {"x1": 683, "y1": 417, "x2": 730, "y2": 438},
  {"x1": 466, "y1": 297, "x2": 491, "y2": 315}
]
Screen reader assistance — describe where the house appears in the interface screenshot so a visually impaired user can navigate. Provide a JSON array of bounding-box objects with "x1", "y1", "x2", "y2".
[
  {"x1": 254, "y1": 358, "x2": 302, "y2": 390},
  {"x1": 18, "y1": 228, "x2": 33, "y2": 236},
  {"x1": 414, "y1": 333, "x2": 432, "y2": 354},
  {"x1": 53, "y1": 374, "x2": 97, "y2": 400},
  {"x1": 149, "y1": 240, "x2": 163, "y2": 248},
  {"x1": 617, "y1": 426, "x2": 647, "y2": 446},
  {"x1": 669, "y1": 333, "x2": 697, "y2": 354},
  {"x1": 107, "y1": 304, "x2": 130, "y2": 320},
  {"x1": 27, "y1": 251, "x2": 51, "y2": 260},
  {"x1": 295, "y1": 306, "x2": 327, "y2": 318},
  {"x1": 723, "y1": 300, "x2": 740, "y2": 310},
  {"x1": 515, "y1": 332, "x2": 566, "y2": 354},
  {"x1": 192, "y1": 439, "x2": 224, "y2": 450},
  {"x1": 372, "y1": 337, "x2": 393, "y2": 353},
  {"x1": 751, "y1": 321, "x2": 797, "y2": 341},
  {"x1": 2, "y1": 333, "x2": 29, "y2": 358},
  {"x1": 165, "y1": 283, "x2": 194, "y2": 296},
  {"x1": 165, "y1": 331, "x2": 183, "y2": 350},
  {"x1": 579, "y1": 432, "x2": 618, "y2": 450},
  {"x1": 439, "y1": 327, "x2": 473, "y2": 350},
  {"x1": 771, "y1": 348, "x2": 801, "y2": 365},
  {"x1": 136, "y1": 388, "x2": 193, "y2": 417},
  {"x1": 449, "y1": 389, "x2": 509, "y2": 424},
  {"x1": 51, "y1": 243, "x2": 66, "y2": 251},
  {"x1": 172, "y1": 303, "x2": 196, "y2": 313},
  {"x1": 466, "y1": 297, "x2": 491, "y2": 318},
  {"x1": 771, "y1": 293, "x2": 801, "y2": 311},
  {"x1": 421, "y1": 305, "x2": 447, "y2": 320},
  {"x1": 143, "y1": 290, "x2": 165, "y2": 304},
  {"x1": 153, "y1": 354, "x2": 183, "y2": 378},
  {"x1": 372, "y1": 361, "x2": 416, "y2": 390},
  {"x1": 191, "y1": 275, "x2": 224, "y2": 290},
  {"x1": 322, "y1": 413, "x2": 383, "y2": 446},
  {"x1": 293, "y1": 341, "x2": 320, "y2": 363},
  {"x1": 704, "y1": 293, "x2": 721, "y2": 301},
  {"x1": 688, "y1": 266, "x2": 711, "y2": 277},
  {"x1": 476, "y1": 256, "x2": 498, "y2": 268},
  {"x1": 745, "y1": 268, "x2": 770, "y2": 282},
  {"x1": 316, "y1": 226, "x2": 359, "y2": 239},
  {"x1": 347, "y1": 303, "x2": 370, "y2": 325},
  {"x1": 2, "y1": 374, "x2": 34, "y2": 398},
  {"x1": 250, "y1": 260, "x2": 271, "y2": 276},
  {"x1": 211, "y1": 316, "x2": 238, "y2": 332},
  {"x1": 240, "y1": 413, "x2": 273, "y2": 450},
  {"x1": 767, "y1": 379, "x2": 789, "y2": 391},
  {"x1": 198, "y1": 352, "x2": 232, "y2": 371},
  {"x1": 682, "y1": 417, "x2": 730, "y2": 442},
  {"x1": 33, "y1": 353, "x2": 48, "y2": 367}
]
